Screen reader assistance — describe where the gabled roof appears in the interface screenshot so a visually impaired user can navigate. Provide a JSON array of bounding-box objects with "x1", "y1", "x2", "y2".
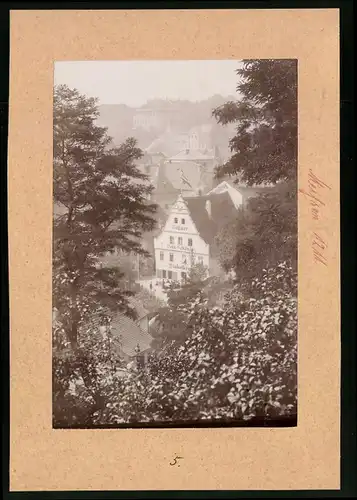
[
  {"x1": 84, "y1": 307, "x2": 153, "y2": 357},
  {"x1": 154, "y1": 162, "x2": 177, "y2": 195},
  {"x1": 210, "y1": 179, "x2": 272, "y2": 201},
  {"x1": 128, "y1": 296, "x2": 149, "y2": 321},
  {"x1": 182, "y1": 192, "x2": 237, "y2": 245},
  {"x1": 110, "y1": 313, "x2": 153, "y2": 357},
  {"x1": 145, "y1": 130, "x2": 187, "y2": 157}
]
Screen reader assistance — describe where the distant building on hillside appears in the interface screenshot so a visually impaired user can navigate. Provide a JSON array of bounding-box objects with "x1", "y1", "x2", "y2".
[
  {"x1": 133, "y1": 107, "x2": 176, "y2": 132},
  {"x1": 144, "y1": 122, "x2": 218, "y2": 162},
  {"x1": 153, "y1": 192, "x2": 237, "y2": 282},
  {"x1": 187, "y1": 124, "x2": 213, "y2": 151},
  {"x1": 145, "y1": 127, "x2": 188, "y2": 158}
]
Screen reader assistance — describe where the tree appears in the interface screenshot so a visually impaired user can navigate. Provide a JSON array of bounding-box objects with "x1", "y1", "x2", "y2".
[
  {"x1": 55, "y1": 262, "x2": 297, "y2": 427},
  {"x1": 52, "y1": 319, "x2": 124, "y2": 427},
  {"x1": 151, "y1": 263, "x2": 210, "y2": 347},
  {"x1": 212, "y1": 59, "x2": 297, "y2": 185},
  {"x1": 212, "y1": 60, "x2": 297, "y2": 280},
  {"x1": 53, "y1": 84, "x2": 157, "y2": 348},
  {"x1": 216, "y1": 180, "x2": 297, "y2": 284},
  {"x1": 135, "y1": 287, "x2": 165, "y2": 313}
]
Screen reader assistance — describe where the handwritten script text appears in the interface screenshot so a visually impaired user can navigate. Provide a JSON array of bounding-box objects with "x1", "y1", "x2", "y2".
[{"x1": 299, "y1": 169, "x2": 331, "y2": 266}]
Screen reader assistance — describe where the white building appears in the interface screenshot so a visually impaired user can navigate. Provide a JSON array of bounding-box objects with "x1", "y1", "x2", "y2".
[
  {"x1": 187, "y1": 124, "x2": 213, "y2": 151},
  {"x1": 153, "y1": 192, "x2": 237, "y2": 282}
]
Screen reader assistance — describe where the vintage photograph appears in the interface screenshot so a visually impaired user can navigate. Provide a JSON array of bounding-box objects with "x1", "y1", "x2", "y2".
[{"x1": 52, "y1": 59, "x2": 297, "y2": 428}]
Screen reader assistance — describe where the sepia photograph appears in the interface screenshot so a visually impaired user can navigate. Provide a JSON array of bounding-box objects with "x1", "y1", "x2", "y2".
[{"x1": 52, "y1": 59, "x2": 298, "y2": 428}]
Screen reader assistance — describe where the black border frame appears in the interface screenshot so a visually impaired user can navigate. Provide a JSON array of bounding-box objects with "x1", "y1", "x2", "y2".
[{"x1": 1, "y1": 1, "x2": 355, "y2": 498}]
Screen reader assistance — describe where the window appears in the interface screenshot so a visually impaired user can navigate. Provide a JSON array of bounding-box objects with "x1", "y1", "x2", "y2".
[
  {"x1": 162, "y1": 270, "x2": 167, "y2": 278},
  {"x1": 181, "y1": 272, "x2": 187, "y2": 280},
  {"x1": 182, "y1": 254, "x2": 187, "y2": 264},
  {"x1": 169, "y1": 253, "x2": 174, "y2": 262},
  {"x1": 170, "y1": 236, "x2": 174, "y2": 244},
  {"x1": 174, "y1": 217, "x2": 178, "y2": 223},
  {"x1": 168, "y1": 270, "x2": 172, "y2": 279},
  {"x1": 178, "y1": 237, "x2": 183, "y2": 245},
  {"x1": 160, "y1": 251, "x2": 164, "y2": 261},
  {"x1": 156, "y1": 269, "x2": 162, "y2": 278},
  {"x1": 188, "y1": 238, "x2": 193, "y2": 247},
  {"x1": 181, "y1": 218, "x2": 185, "y2": 224}
]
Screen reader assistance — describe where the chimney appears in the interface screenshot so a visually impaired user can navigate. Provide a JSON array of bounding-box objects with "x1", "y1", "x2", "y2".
[{"x1": 205, "y1": 199, "x2": 212, "y2": 218}]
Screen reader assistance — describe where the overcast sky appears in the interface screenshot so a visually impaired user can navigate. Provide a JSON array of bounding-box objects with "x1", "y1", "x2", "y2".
[{"x1": 54, "y1": 60, "x2": 242, "y2": 106}]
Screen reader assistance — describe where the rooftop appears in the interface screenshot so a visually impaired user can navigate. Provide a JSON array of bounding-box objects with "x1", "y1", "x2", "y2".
[
  {"x1": 209, "y1": 179, "x2": 273, "y2": 199},
  {"x1": 164, "y1": 161, "x2": 203, "y2": 192},
  {"x1": 145, "y1": 130, "x2": 186, "y2": 157},
  {"x1": 84, "y1": 306, "x2": 153, "y2": 357},
  {"x1": 182, "y1": 191, "x2": 237, "y2": 245},
  {"x1": 128, "y1": 296, "x2": 149, "y2": 320},
  {"x1": 110, "y1": 313, "x2": 153, "y2": 357}
]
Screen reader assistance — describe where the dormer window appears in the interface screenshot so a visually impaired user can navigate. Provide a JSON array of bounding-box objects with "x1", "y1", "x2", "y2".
[
  {"x1": 181, "y1": 218, "x2": 185, "y2": 224},
  {"x1": 174, "y1": 217, "x2": 178, "y2": 223}
]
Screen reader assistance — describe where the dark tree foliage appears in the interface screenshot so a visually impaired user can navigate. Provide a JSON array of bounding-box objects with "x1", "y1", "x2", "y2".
[
  {"x1": 53, "y1": 85, "x2": 158, "y2": 348},
  {"x1": 151, "y1": 264, "x2": 210, "y2": 346},
  {"x1": 212, "y1": 59, "x2": 297, "y2": 186},
  {"x1": 212, "y1": 60, "x2": 298, "y2": 281},
  {"x1": 216, "y1": 180, "x2": 297, "y2": 285}
]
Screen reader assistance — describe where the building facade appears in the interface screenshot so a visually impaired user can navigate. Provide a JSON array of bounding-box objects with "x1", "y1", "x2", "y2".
[
  {"x1": 133, "y1": 108, "x2": 174, "y2": 132},
  {"x1": 153, "y1": 195, "x2": 210, "y2": 282}
]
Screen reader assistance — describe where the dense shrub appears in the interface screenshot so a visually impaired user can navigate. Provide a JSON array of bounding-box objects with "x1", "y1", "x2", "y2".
[{"x1": 93, "y1": 262, "x2": 297, "y2": 425}]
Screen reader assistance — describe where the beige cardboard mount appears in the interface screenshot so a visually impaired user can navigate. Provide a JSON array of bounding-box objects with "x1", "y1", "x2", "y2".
[{"x1": 8, "y1": 9, "x2": 340, "y2": 491}]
